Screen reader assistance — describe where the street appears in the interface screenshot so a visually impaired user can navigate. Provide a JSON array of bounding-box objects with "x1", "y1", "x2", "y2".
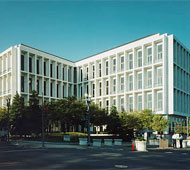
[{"x1": 1, "y1": 142, "x2": 190, "y2": 169}]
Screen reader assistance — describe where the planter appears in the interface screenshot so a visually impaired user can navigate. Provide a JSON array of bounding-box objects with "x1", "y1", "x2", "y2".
[
  {"x1": 159, "y1": 139, "x2": 168, "y2": 149},
  {"x1": 79, "y1": 138, "x2": 87, "y2": 145},
  {"x1": 183, "y1": 140, "x2": 187, "y2": 148},
  {"x1": 104, "y1": 139, "x2": 113, "y2": 146},
  {"x1": 187, "y1": 140, "x2": 190, "y2": 147},
  {"x1": 149, "y1": 139, "x2": 159, "y2": 146},
  {"x1": 135, "y1": 141, "x2": 147, "y2": 151},
  {"x1": 63, "y1": 135, "x2": 70, "y2": 142},
  {"x1": 114, "y1": 139, "x2": 122, "y2": 146},
  {"x1": 92, "y1": 139, "x2": 102, "y2": 147}
]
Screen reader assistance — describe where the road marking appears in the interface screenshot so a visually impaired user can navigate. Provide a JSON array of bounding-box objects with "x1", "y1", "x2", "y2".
[
  {"x1": 115, "y1": 165, "x2": 128, "y2": 169},
  {"x1": 181, "y1": 153, "x2": 188, "y2": 155},
  {"x1": 2, "y1": 149, "x2": 46, "y2": 153},
  {"x1": 165, "y1": 152, "x2": 173, "y2": 154}
]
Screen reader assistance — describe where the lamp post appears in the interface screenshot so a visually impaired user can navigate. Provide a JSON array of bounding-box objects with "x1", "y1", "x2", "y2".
[
  {"x1": 85, "y1": 93, "x2": 91, "y2": 146},
  {"x1": 6, "y1": 98, "x2": 10, "y2": 143},
  {"x1": 41, "y1": 93, "x2": 45, "y2": 148}
]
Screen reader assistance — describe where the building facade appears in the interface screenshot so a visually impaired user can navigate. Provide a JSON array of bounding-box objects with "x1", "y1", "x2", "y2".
[{"x1": 0, "y1": 33, "x2": 190, "y2": 131}]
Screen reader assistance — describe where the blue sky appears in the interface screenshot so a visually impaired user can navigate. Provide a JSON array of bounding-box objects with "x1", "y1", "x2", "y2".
[{"x1": 0, "y1": 0, "x2": 189, "y2": 61}]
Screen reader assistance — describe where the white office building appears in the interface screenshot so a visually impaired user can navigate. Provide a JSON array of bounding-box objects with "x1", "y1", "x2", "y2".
[{"x1": 0, "y1": 33, "x2": 190, "y2": 131}]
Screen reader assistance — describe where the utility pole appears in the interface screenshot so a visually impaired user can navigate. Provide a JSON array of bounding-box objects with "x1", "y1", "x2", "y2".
[
  {"x1": 42, "y1": 93, "x2": 45, "y2": 148},
  {"x1": 6, "y1": 98, "x2": 10, "y2": 143}
]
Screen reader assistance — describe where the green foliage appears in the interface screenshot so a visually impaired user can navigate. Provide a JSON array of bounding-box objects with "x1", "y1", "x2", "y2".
[
  {"x1": 135, "y1": 137, "x2": 146, "y2": 141},
  {"x1": 90, "y1": 103, "x2": 108, "y2": 126},
  {"x1": 151, "y1": 114, "x2": 169, "y2": 133},
  {"x1": 174, "y1": 124, "x2": 189, "y2": 134},
  {"x1": 137, "y1": 110, "x2": 153, "y2": 130},
  {"x1": 106, "y1": 106, "x2": 122, "y2": 135},
  {"x1": 0, "y1": 107, "x2": 7, "y2": 129}
]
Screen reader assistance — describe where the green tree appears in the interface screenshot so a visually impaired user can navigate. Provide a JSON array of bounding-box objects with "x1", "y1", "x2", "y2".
[
  {"x1": 90, "y1": 103, "x2": 108, "y2": 127},
  {"x1": 106, "y1": 106, "x2": 122, "y2": 135},
  {"x1": 151, "y1": 114, "x2": 169, "y2": 134},
  {"x1": 10, "y1": 92, "x2": 27, "y2": 136},
  {"x1": 0, "y1": 107, "x2": 7, "y2": 130}
]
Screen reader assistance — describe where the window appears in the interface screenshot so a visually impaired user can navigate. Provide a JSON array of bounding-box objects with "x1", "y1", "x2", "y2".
[
  {"x1": 57, "y1": 84, "x2": 59, "y2": 98},
  {"x1": 129, "y1": 74, "x2": 133, "y2": 91},
  {"x1": 120, "y1": 56, "x2": 124, "y2": 71},
  {"x1": 99, "y1": 63, "x2": 101, "y2": 77},
  {"x1": 99, "y1": 101, "x2": 102, "y2": 108},
  {"x1": 68, "y1": 84, "x2": 72, "y2": 97},
  {"x1": 50, "y1": 83, "x2": 53, "y2": 97},
  {"x1": 147, "y1": 93, "x2": 152, "y2": 110},
  {"x1": 128, "y1": 53, "x2": 133, "y2": 69},
  {"x1": 137, "y1": 72, "x2": 142, "y2": 89},
  {"x1": 29, "y1": 78, "x2": 32, "y2": 93},
  {"x1": 129, "y1": 96, "x2": 133, "y2": 112},
  {"x1": 113, "y1": 98, "x2": 116, "y2": 106},
  {"x1": 147, "y1": 70, "x2": 152, "y2": 88},
  {"x1": 80, "y1": 68, "x2": 83, "y2": 82},
  {"x1": 44, "y1": 81, "x2": 46, "y2": 96},
  {"x1": 57, "y1": 66, "x2": 59, "y2": 79},
  {"x1": 120, "y1": 97, "x2": 124, "y2": 111},
  {"x1": 21, "y1": 76, "x2": 24, "y2": 92},
  {"x1": 113, "y1": 78, "x2": 116, "y2": 94},
  {"x1": 99, "y1": 82, "x2": 102, "y2": 96},
  {"x1": 37, "y1": 79, "x2": 39, "y2": 94},
  {"x1": 63, "y1": 85, "x2": 65, "y2": 98},
  {"x1": 106, "y1": 100, "x2": 109, "y2": 112},
  {"x1": 106, "y1": 80, "x2": 109, "y2": 95},
  {"x1": 68, "y1": 67, "x2": 72, "y2": 82},
  {"x1": 37, "y1": 59, "x2": 39, "y2": 74},
  {"x1": 137, "y1": 95, "x2": 142, "y2": 111},
  {"x1": 156, "y1": 67, "x2": 162, "y2": 86},
  {"x1": 105, "y1": 60, "x2": 109, "y2": 75},
  {"x1": 147, "y1": 47, "x2": 152, "y2": 65},
  {"x1": 29, "y1": 57, "x2": 32, "y2": 72},
  {"x1": 92, "y1": 83, "x2": 95, "y2": 97},
  {"x1": 157, "y1": 91, "x2": 163, "y2": 111},
  {"x1": 21, "y1": 55, "x2": 24, "y2": 71},
  {"x1": 120, "y1": 76, "x2": 124, "y2": 92},
  {"x1": 157, "y1": 44, "x2": 163, "y2": 61},
  {"x1": 137, "y1": 50, "x2": 142, "y2": 67},
  {"x1": 86, "y1": 67, "x2": 89, "y2": 80},
  {"x1": 80, "y1": 86, "x2": 83, "y2": 97},
  {"x1": 92, "y1": 64, "x2": 95, "y2": 78},
  {"x1": 113, "y1": 58, "x2": 116, "y2": 73},
  {"x1": 44, "y1": 62, "x2": 46, "y2": 76},
  {"x1": 50, "y1": 64, "x2": 53, "y2": 77},
  {"x1": 62, "y1": 67, "x2": 65, "y2": 80}
]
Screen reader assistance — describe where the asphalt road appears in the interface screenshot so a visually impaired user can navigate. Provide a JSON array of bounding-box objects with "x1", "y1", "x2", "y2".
[{"x1": 1, "y1": 142, "x2": 190, "y2": 169}]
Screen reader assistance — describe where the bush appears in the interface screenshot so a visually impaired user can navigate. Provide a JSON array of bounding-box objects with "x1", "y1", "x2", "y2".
[{"x1": 135, "y1": 137, "x2": 146, "y2": 141}]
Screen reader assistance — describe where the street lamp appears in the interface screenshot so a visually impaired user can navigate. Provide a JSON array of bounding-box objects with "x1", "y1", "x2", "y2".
[
  {"x1": 6, "y1": 98, "x2": 10, "y2": 143},
  {"x1": 85, "y1": 93, "x2": 91, "y2": 146}
]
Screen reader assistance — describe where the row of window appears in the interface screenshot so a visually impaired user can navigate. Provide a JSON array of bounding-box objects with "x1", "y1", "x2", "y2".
[
  {"x1": 79, "y1": 44, "x2": 163, "y2": 81},
  {"x1": 97, "y1": 91, "x2": 163, "y2": 112},
  {"x1": 21, "y1": 55, "x2": 74, "y2": 82},
  {"x1": 21, "y1": 76, "x2": 75, "y2": 97}
]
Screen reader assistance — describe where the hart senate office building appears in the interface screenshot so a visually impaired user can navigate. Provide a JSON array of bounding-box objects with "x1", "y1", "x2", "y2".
[{"x1": 0, "y1": 33, "x2": 190, "y2": 132}]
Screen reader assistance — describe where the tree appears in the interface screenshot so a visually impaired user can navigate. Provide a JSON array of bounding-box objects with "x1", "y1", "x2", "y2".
[
  {"x1": 0, "y1": 107, "x2": 7, "y2": 130},
  {"x1": 151, "y1": 114, "x2": 169, "y2": 134},
  {"x1": 90, "y1": 103, "x2": 108, "y2": 127},
  {"x1": 106, "y1": 106, "x2": 122, "y2": 135},
  {"x1": 10, "y1": 92, "x2": 27, "y2": 136}
]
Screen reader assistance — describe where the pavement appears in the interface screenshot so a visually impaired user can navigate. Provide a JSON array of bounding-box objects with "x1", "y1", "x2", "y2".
[{"x1": 1, "y1": 141, "x2": 190, "y2": 169}]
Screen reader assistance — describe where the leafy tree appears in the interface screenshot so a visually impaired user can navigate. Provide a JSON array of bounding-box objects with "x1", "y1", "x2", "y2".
[
  {"x1": 10, "y1": 92, "x2": 27, "y2": 136},
  {"x1": 151, "y1": 114, "x2": 169, "y2": 134},
  {"x1": 90, "y1": 103, "x2": 108, "y2": 127},
  {"x1": 0, "y1": 107, "x2": 7, "y2": 129},
  {"x1": 106, "y1": 106, "x2": 122, "y2": 135}
]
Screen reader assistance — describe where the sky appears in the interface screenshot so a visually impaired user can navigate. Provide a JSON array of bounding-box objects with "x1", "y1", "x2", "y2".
[{"x1": 0, "y1": 0, "x2": 190, "y2": 62}]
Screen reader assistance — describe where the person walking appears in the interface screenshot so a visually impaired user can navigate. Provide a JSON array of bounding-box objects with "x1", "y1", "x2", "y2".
[
  {"x1": 172, "y1": 133, "x2": 177, "y2": 148},
  {"x1": 179, "y1": 134, "x2": 183, "y2": 148}
]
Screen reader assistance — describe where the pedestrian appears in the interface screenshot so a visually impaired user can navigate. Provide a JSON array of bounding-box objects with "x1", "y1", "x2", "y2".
[
  {"x1": 172, "y1": 133, "x2": 177, "y2": 148},
  {"x1": 179, "y1": 134, "x2": 183, "y2": 148}
]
